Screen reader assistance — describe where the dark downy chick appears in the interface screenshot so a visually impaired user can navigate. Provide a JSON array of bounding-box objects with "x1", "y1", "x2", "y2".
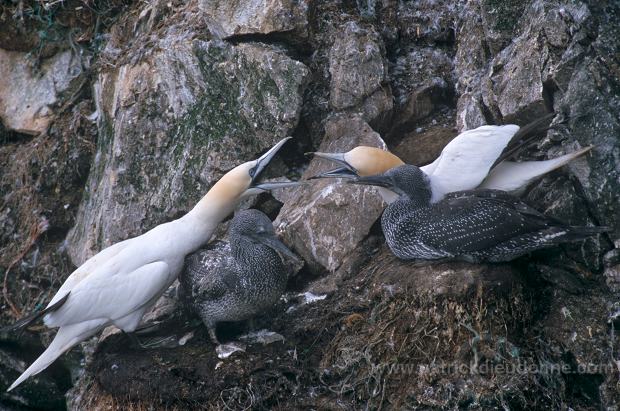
[{"x1": 181, "y1": 209, "x2": 296, "y2": 344}]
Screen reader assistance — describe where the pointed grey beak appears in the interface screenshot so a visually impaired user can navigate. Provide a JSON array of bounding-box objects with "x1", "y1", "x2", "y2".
[
  {"x1": 256, "y1": 234, "x2": 299, "y2": 261},
  {"x1": 250, "y1": 137, "x2": 292, "y2": 185},
  {"x1": 306, "y1": 151, "x2": 358, "y2": 180},
  {"x1": 308, "y1": 166, "x2": 359, "y2": 180},
  {"x1": 347, "y1": 174, "x2": 393, "y2": 189},
  {"x1": 252, "y1": 180, "x2": 301, "y2": 191}
]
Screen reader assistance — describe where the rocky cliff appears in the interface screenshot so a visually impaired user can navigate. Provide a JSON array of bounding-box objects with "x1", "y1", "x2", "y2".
[{"x1": 0, "y1": 0, "x2": 619, "y2": 410}]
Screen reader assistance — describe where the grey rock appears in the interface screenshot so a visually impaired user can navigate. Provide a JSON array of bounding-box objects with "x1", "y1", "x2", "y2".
[
  {"x1": 200, "y1": 0, "x2": 308, "y2": 40},
  {"x1": 605, "y1": 263, "x2": 620, "y2": 293},
  {"x1": 478, "y1": 0, "x2": 526, "y2": 54},
  {"x1": 328, "y1": 22, "x2": 393, "y2": 126},
  {"x1": 487, "y1": 34, "x2": 547, "y2": 123},
  {"x1": 388, "y1": 78, "x2": 450, "y2": 137},
  {"x1": 391, "y1": 124, "x2": 457, "y2": 167},
  {"x1": 274, "y1": 114, "x2": 387, "y2": 273},
  {"x1": 454, "y1": 1, "x2": 490, "y2": 131},
  {"x1": 66, "y1": 39, "x2": 308, "y2": 265},
  {"x1": 0, "y1": 49, "x2": 85, "y2": 135},
  {"x1": 390, "y1": 47, "x2": 453, "y2": 107},
  {"x1": 455, "y1": 92, "x2": 487, "y2": 131},
  {"x1": 552, "y1": 13, "x2": 620, "y2": 246},
  {"x1": 394, "y1": 0, "x2": 461, "y2": 45}
]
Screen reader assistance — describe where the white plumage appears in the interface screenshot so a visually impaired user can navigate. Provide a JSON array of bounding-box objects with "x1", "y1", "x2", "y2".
[
  {"x1": 310, "y1": 120, "x2": 591, "y2": 204},
  {"x1": 6, "y1": 137, "x2": 295, "y2": 391},
  {"x1": 422, "y1": 124, "x2": 519, "y2": 202}
]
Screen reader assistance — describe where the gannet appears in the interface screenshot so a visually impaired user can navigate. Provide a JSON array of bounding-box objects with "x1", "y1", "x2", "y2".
[
  {"x1": 349, "y1": 165, "x2": 608, "y2": 262},
  {"x1": 3, "y1": 138, "x2": 298, "y2": 391},
  {"x1": 180, "y1": 209, "x2": 296, "y2": 344},
  {"x1": 309, "y1": 117, "x2": 591, "y2": 203}
]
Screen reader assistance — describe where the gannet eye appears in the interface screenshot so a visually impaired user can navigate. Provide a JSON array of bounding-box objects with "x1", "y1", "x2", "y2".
[{"x1": 249, "y1": 166, "x2": 257, "y2": 179}]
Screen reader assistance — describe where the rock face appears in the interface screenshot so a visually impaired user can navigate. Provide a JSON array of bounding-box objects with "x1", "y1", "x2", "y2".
[
  {"x1": 200, "y1": 0, "x2": 308, "y2": 39},
  {"x1": 0, "y1": 0, "x2": 619, "y2": 410},
  {"x1": 0, "y1": 49, "x2": 85, "y2": 135},
  {"x1": 275, "y1": 114, "x2": 386, "y2": 273},
  {"x1": 328, "y1": 22, "x2": 393, "y2": 126},
  {"x1": 66, "y1": 38, "x2": 309, "y2": 264}
]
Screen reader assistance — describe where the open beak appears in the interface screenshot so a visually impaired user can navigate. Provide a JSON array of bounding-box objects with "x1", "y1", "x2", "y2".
[
  {"x1": 306, "y1": 152, "x2": 359, "y2": 180},
  {"x1": 248, "y1": 137, "x2": 302, "y2": 191},
  {"x1": 255, "y1": 234, "x2": 299, "y2": 261},
  {"x1": 252, "y1": 180, "x2": 301, "y2": 191},
  {"x1": 250, "y1": 137, "x2": 291, "y2": 185}
]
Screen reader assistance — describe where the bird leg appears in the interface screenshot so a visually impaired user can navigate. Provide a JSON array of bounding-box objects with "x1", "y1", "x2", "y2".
[
  {"x1": 123, "y1": 330, "x2": 146, "y2": 349},
  {"x1": 123, "y1": 330, "x2": 177, "y2": 349},
  {"x1": 208, "y1": 326, "x2": 220, "y2": 345}
]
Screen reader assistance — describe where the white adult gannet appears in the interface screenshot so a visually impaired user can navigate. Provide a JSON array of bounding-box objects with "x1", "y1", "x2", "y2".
[
  {"x1": 4, "y1": 138, "x2": 297, "y2": 391},
  {"x1": 309, "y1": 117, "x2": 591, "y2": 203}
]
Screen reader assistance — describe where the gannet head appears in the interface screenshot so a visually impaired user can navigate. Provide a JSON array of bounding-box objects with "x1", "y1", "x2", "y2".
[
  {"x1": 209, "y1": 137, "x2": 299, "y2": 203},
  {"x1": 307, "y1": 146, "x2": 404, "y2": 179},
  {"x1": 347, "y1": 164, "x2": 432, "y2": 204},
  {"x1": 229, "y1": 209, "x2": 298, "y2": 260}
]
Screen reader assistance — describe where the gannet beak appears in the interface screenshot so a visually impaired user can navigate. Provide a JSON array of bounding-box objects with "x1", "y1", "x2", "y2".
[
  {"x1": 254, "y1": 234, "x2": 299, "y2": 261},
  {"x1": 306, "y1": 152, "x2": 359, "y2": 179},
  {"x1": 245, "y1": 137, "x2": 302, "y2": 193},
  {"x1": 251, "y1": 180, "x2": 301, "y2": 191},
  {"x1": 347, "y1": 174, "x2": 394, "y2": 189},
  {"x1": 250, "y1": 137, "x2": 292, "y2": 185}
]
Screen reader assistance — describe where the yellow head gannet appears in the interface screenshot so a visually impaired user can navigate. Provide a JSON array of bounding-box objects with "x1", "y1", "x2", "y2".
[
  {"x1": 4, "y1": 137, "x2": 298, "y2": 392},
  {"x1": 309, "y1": 118, "x2": 592, "y2": 203}
]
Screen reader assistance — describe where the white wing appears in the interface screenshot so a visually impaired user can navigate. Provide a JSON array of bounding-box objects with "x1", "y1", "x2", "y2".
[
  {"x1": 46, "y1": 238, "x2": 133, "y2": 307},
  {"x1": 44, "y1": 260, "x2": 170, "y2": 328},
  {"x1": 480, "y1": 146, "x2": 593, "y2": 194},
  {"x1": 422, "y1": 124, "x2": 520, "y2": 202}
]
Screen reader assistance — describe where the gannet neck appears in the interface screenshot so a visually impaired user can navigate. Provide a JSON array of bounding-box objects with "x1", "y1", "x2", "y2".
[{"x1": 183, "y1": 163, "x2": 253, "y2": 244}]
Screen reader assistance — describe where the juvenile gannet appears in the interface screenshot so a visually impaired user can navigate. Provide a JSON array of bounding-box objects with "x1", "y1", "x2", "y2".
[
  {"x1": 349, "y1": 165, "x2": 608, "y2": 262},
  {"x1": 309, "y1": 117, "x2": 591, "y2": 203},
  {"x1": 3, "y1": 138, "x2": 298, "y2": 391},
  {"x1": 180, "y1": 209, "x2": 296, "y2": 344}
]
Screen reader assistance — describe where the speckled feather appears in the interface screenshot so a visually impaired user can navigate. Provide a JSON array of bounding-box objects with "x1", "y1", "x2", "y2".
[
  {"x1": 377, "y1": 166, "x2": 607, "y2": 263},
  {"x1": 180, "y1": 210, "x2": 289, "y2": 330}
]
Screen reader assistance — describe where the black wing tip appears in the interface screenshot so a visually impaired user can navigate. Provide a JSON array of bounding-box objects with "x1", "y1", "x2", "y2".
[
  {"x1": 569, "y1": 226, "x2": 611, "y2": 235},
  {"x1": 0, "y1": 292, "x2": 70, "y2": 335}
]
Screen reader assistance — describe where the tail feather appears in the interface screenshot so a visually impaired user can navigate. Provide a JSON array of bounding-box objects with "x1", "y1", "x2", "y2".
[
  {"x1": 7, "y1": 319, "x2": 105, "y2": 392},
  {"x1": 480, "y1": 146, "x2": 593, "y2": 193},
  {"x1": 526, "y1": 225, "x2": 610, "y2": 248},
  {"x1": 492, "y1": 113, "x2": 556, "y2": 169},
  {"x1": 1, "y1": 292, "x2": 70, "y2": 335},
  {"x1": 479, "y1": 225, "x2": 609, "y2": 262},
  {"x1": 562, "y1": 225, "x2": 610, "y2": 242}
]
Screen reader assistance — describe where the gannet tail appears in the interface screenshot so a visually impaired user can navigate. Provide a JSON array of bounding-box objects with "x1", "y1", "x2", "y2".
[
  {"x1": 7, "y1": 319, "x2": 105, "y2": 391},
  {"x1": 1, "y1": 292, "x2": 70, "y2": 334},
  {"x1": 480, "y1": 146, "x2": 593, "y2": 194},
  {"x1": 492, "y1": 113, "x2": 556, "y2": 168}
]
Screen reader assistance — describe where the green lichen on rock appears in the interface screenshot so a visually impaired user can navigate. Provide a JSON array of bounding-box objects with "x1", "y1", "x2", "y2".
[{"x1": 66, "y1": 38, "x2": 309, "y2": 263}]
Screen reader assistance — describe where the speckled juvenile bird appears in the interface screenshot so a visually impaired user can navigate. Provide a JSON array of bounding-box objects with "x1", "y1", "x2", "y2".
[
  {"x1": 180, "y1": 209, "x2": 297, "y2": 344},
  {"x1": 351, "y1": 165, "x2": 608, "y2": 262}
]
